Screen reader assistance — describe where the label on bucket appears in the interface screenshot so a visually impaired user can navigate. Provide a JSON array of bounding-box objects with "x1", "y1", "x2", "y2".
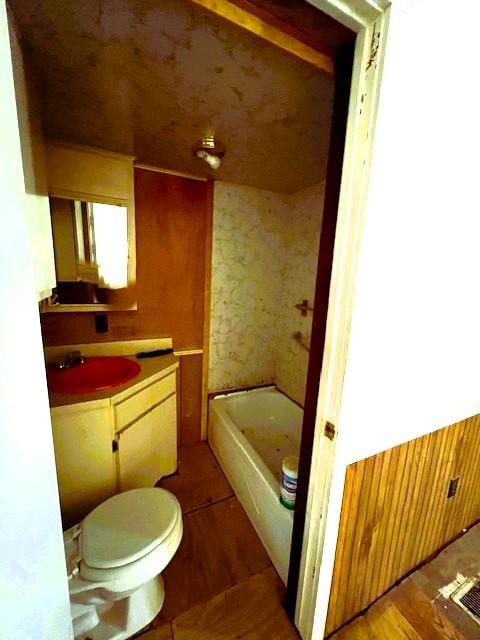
[
  {"x1": 280, "y1": 477, "x2": 297, "y2": 508},
  {"x1": 280, "y1": 493, "x2": 296, "y2": 510},
  {"x1": 280, "y1": 455, "x2": 298, "y2": 510}
]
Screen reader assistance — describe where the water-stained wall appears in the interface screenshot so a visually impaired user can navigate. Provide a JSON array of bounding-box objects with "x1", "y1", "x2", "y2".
[
  {"x1": 274, "y1": 182, "x2": 325, "y2": 404},
  {"x1": 209, "y1": 183, "x2": 286, "y2": 392},
  {"x1": 9, "y1": 0, "x2": 333, "y2": 194},
  {"x1": 209, "y1": 181, "x2": 325, "y2": 405}
]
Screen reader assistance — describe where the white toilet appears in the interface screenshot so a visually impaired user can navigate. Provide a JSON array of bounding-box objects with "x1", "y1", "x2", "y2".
[{"x1": 64, "y1": 487, "x2": 183, "y2": 640}]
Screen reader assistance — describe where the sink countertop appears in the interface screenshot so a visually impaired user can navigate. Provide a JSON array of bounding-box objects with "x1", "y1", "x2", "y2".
[{"x1": 49, "y1": 353, "x2": 179, "y2": 412}]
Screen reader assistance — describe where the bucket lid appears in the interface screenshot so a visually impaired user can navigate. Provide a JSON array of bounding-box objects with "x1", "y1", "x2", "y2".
[{"x1": 282, "y1": 455, "x2": 299, "y2": 478}]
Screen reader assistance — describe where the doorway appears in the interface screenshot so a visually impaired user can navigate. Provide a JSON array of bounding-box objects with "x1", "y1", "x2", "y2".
[{"x1": 5, "y1": 0, "x2": 390, "y2": 637}]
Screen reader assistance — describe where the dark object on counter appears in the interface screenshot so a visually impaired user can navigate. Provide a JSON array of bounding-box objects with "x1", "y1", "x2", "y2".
[{"x1": 136, "y1": 348, "x2": 174, "y2": 359}]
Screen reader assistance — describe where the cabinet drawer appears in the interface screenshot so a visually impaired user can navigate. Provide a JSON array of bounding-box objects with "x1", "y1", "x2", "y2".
[{"x1": 114, "y1": 373, "x2": 176, "y2": 430}]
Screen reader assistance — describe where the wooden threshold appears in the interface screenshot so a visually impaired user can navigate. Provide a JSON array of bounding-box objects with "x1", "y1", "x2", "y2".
[{"x1": 185, "y1": 0, "x2": 334, "y2": 75}]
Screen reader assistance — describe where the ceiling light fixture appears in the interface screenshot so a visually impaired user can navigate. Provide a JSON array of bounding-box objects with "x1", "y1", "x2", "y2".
[{"x1": 193, "y1": 136, "x2": 225, "y2": 170}]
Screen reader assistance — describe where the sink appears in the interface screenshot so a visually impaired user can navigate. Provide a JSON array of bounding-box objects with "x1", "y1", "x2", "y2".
[{"x1": 47, "y1": 356, "x2": 141, "y2": 394}]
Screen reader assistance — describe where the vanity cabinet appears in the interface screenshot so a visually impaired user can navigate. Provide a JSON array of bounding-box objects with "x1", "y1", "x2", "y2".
[{"x1": 50, "y1": 364, "x2": 178, "y2": 528}]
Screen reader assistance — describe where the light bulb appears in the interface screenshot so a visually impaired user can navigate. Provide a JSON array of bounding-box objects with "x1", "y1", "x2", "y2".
[{"x1": 196, "y1": 149, "x2": 221, "y2": 170}]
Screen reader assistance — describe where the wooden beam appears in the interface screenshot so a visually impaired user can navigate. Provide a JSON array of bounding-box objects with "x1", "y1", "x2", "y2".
[
  {"x1": 186, "y1": 0, "x2": 334, "y2": 75},
  {"x1": 228, "y1": 0, "x2": 354, "y2": 58}
]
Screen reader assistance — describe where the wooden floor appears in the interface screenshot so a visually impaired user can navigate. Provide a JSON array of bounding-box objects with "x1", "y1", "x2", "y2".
[
  {"x1": 330, "y1": 523, "x2": 480, "y2": 640},
  {"x1": 136, "y1": 442, "x2": 300, "y2": 640}
]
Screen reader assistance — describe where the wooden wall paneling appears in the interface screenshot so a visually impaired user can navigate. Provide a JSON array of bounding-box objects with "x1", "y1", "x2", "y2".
[
  {"x1": 370, "y1": 445, "x2": 401, "y2": 606},
  {"x1": 425, "y1": 427, "x2": 458, "y2": 557},
  {"x1": 325, "y1": 414, "x2": 480, "y2": 636},
  {"x1": 392, "y1": 436, "x2": 431, "y2": 589},
  {"x1": 452, "y1": 417, "x2": 480, "y2": 535},
  {"x1": 179, "y1": 354, "x2": 204, "y2": 445},
  {"x1": 461, "y1": 417, "x2": 480, "y2": 527},
  {"x1": 358, "y1": 448, "x2": 390, "y2": 615}
]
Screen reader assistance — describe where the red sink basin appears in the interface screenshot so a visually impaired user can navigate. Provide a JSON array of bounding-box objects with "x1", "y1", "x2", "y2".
[{"x1": 47, "y1": 356, "x2": 141, "y2": 394}]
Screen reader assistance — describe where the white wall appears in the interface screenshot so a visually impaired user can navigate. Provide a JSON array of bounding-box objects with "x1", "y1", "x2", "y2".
[
  {"x1": 208, "y1": 181, "x2": 325, "y2": 404},
  {"x1": 0, "y1": 3, "x2": 72, "y2": 637},
  {"x1": 338, "y1": 0, "x2": 480, "y2": 464}
]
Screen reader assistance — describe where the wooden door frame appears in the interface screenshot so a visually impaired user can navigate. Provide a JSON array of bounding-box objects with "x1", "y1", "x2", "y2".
[{"x1": 290, "y1": 2, "x2": 391, "y2": 638}]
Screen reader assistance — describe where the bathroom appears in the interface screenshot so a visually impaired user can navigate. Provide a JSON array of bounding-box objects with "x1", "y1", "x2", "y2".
[{"x1": 6, "y1": 0, "x2": 352, "y2": 638}]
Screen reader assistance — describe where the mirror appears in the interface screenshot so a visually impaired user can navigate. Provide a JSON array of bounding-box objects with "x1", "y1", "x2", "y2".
[{"x1": 48, "y1": 196, "x2": 136, "y2": 310}]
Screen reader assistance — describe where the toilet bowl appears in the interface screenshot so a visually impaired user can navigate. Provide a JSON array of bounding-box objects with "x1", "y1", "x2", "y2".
[{"x1": 64, "y1": 488, "x2": 183, "y2": 640}]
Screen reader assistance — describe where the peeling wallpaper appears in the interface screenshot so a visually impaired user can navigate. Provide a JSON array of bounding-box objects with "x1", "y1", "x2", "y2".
[
  {"x1": 209, "y1": 183, "x2": 285, "y2": 392},
  {"x1": 274, "y1": 183, "x2": 325, "y2": 404},
  {"x1": 209, "y1": 181, "x2": 325, "y2": 405}
]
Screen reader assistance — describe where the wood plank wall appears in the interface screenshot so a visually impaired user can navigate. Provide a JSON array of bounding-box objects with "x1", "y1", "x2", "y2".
[
  {"x1": 325, "y1": 413, "x2": 480, "y2": 636},
  {"x1": 41, "y1": 168, "x2": 213, "y2": 444}
]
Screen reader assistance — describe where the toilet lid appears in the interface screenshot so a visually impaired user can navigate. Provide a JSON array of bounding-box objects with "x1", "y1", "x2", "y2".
[{"x1": 81, "y1": 488, "x2": 180, "y2": 569}]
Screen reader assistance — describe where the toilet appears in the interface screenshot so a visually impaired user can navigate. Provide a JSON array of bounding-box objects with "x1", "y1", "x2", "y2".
[{"x1": 64, "y1": 487, "x2": 183, "y2": 640}]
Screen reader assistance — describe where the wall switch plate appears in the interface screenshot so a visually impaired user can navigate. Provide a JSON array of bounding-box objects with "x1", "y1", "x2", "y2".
[
  {"x1": 448, "y1": 476, "x2": 460, "y2": 499},
  {"x1": 94, "y1": 313, "x2": 109, "y2": 333}
]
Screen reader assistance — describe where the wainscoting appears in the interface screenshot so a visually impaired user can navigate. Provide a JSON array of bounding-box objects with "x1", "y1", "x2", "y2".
[{"x1": 325, "y1": 413, "x2": 480, "y2": 636}]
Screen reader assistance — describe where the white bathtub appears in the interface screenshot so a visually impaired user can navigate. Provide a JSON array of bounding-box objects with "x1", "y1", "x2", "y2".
[{"x1": 208, "y1": 386, "x2": 302, "y2": 583}]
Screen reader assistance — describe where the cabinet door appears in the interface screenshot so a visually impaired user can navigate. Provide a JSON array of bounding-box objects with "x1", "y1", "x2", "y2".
[
  {"x1": 117, "y1": 395, "x2": 177, "y2": 491},
  {"x1": 50, "y1": 407, "x2": 116, "y2": 528}
]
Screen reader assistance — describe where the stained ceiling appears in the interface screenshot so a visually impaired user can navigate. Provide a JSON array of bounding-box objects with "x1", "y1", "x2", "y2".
[{"x1": 9, "y1": 0, "x2": 335, "y2": 193}]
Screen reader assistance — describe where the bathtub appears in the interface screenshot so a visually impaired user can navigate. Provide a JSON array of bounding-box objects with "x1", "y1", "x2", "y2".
[{"x1": 208, "y1": 386, "x2": 302, "y2": 583}]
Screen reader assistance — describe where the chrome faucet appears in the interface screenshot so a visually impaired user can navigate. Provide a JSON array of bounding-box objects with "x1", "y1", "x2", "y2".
[{"x1": 50, "y1": 350, "x2": 85, "y2": 370}]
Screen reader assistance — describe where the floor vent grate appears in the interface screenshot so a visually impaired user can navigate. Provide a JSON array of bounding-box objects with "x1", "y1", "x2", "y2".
[{"x1": 451, "y1": 577, "x2": 480, "y2": 625}]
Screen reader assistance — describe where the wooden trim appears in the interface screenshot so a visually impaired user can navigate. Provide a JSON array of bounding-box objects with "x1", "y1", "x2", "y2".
[
  {"x1": 227, "y1": 0, "x2": 349, "y2": 58},
  {"x1": 134, "y1": 162, "x2": 207, "y2": 182},
  {"x1": 285, "y1": 38, "x2": 355, "y2": 619},
  {"x1": 313, "y1": 0, "x2": 386, "y2": 32},
  {"x1": 209, "y1": 383, "x2": 274, "y2": 399},
  {"x1": 292, "y1": 3, "x2": 391, "y2": 638},
  {"x1": 42, "y1": 302, "x2": 138, "y2": 313},
  {"x1": 200, "y1": 180, "x2": 214, "y2": 440},
  {"x1": 46, "y1": 190, "x2": 129, "y2": 207},
  {"x1": 178, "y1": 353, "x2": 204, "y2": 445},
  {"x1": 46, "y1": 139, "x2": 136, "y2": 161},
  {"x1": 185, "y1": 0, "x2": 334, "y2": 75},
  {"x1": 174, "y1": 349, "x2": 204, "y2": 357}
]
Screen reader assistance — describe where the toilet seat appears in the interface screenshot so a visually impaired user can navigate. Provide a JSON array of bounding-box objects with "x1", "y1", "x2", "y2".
[
  {"x1": 67, "y1": 488, "x2": 182, "y2": 594},
  {"x1": 81, "y1": 488, "x2": 180, "y2": 570}
]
